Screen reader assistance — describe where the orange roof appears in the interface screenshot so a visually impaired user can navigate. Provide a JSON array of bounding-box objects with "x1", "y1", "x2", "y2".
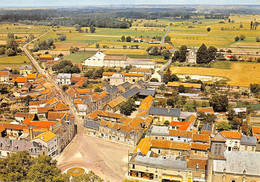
[
  {"x1": 134, "y1": 137, "x2": 151, "y2": 155},
  {"x1": 136, "y1": 110, "x2": 148, "y2": 118},
  {"x1": 16, "y1": 77, "x2": 27, "y2": 83},
  {"x1": 55, "y1": 101, "x2": 70, "y2": 111},
  {"x1": 187, "y1": 159, "x2": 207, "y2": 170},
  {"x1": 37, "y1": 107, "x2": 54, "y2": 114},
  {"x1": 47, "y1": 112, "x2": 67, "y2": 121},
  {"x1": 15, "y1": 112, "x2": 34, "y2": 118},
  {"x1": 0, "y1": 124, "x2": 5, "y2": 133},
  {"x1": 27, "y1": 74, "x2": 36, "y2": 79},
  {"x1": 252, "y1": 126, "x2": 260, "y2": 135},
  {"x1": 26, "y1": 121, "x2": 55, "y2": 129},
  {"x1": 169, "y1": 130, "x2": 192, "y2": 138},
  {"x1": 23, "y1": 117, "x2": 34, "y2": 125},
  {"x1": 220, "y1": 131, "x2": 242, "y2": 139},
  {"x1": 151, "y1": 140, "x2": 191, "y2": 151},
  {"x1": 1, "y1": 123, "x2": 28, "y2": 130},
  {"x1": 90, "y1": 110, "x2": 122, "y2": 119},
  {"x1": 45, "y1": 97, "x2": 59, "y2": 106},
  {"x1": 201, "y1": 130, "x2": 211, "y2": 135},
  {"x1": 197, "y1": 107, "x2": 214, "y2": 114},
  {"x1": 192, "y1": 134, "x2": 210, "y2": 142},
  {"x1": 108, "y1": 96, "x2": 126, "y2": 108},
  {"x1": 103, "y1": 72, "x2": 116, "y2": 76},
  {"x1": 170, "y1": 121, "x2": 193, "y2": 131},
  {"x1": 191, "y1": 143, "x2": 210, "y2": 151},
  {"x1": 0, "y1": 71, "x2": 9, "y2": 76},
  {"x1": 74, "y1": 99, "x2": 84, "y2": 105},
  {"x1": 75, "y1": 88, "x2": 91, "y2": 95},
  {"x1": 138, "y1": 95, "x2": 154, "y2": 110}
]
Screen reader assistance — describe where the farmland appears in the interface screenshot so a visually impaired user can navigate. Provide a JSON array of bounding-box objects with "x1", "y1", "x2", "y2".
[
  {"x1": 170, "y1": 62, "x2": 260, "y2": 87},
  {"x1": 0, "y1": 55, "x2": 30, "y2": 70}
]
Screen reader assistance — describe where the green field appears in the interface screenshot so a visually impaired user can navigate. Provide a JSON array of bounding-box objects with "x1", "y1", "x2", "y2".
[
  {"x1": 0, "y1": 55, "x2": 31, "y2": 70},
  {"x1": 64, "y1": 51, "x2": 96, "y2": 63}
]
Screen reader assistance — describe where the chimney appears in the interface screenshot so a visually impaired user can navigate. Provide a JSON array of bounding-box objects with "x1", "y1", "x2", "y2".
[
  {"x1": 41, "y1": 135, "x2": 44, "y2": 140},
  {"x1": 50, "y1": 125, "x2": 53, "y2": 132}
]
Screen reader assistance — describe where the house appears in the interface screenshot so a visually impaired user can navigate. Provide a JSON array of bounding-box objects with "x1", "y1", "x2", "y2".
[
  {"x1": 252, "y1": 126, "x2": 260, "y2": 143},
  {"x1": 55, "y1": 73, "x2": 71, "y2": 85},
  {"x1": 0, "y1": 123, "x2": 29, "y2": 139},
  {"x1": 148, "y1": 107, "x2": 181, "y2": 125},
  {"x1": 88, "y1": 110, "x2": 122, "y2": 122},
  {"x1": 83, "y1": 51, "x2": 106, "y2": 67},
  {"x1": 138, "y1": 89, "x2": 156, "y2": 99},
  {"x1": 103, "y1": 56, "x2": 127, "y2": 67},
  {"x1": 27, "y1": 74, "x2": 37, "y2": 82},
  {"x1": 138, "y1": 95, "x2": 154, "y2": 114},
  {"x1": 123, "y1": 73, "x2": 145, "y2": 84},
  {"x1": 124, "y1": 58, "x2": 156, "y2": 69},
  {"x1": 0, "y1": 71, "x2": 10, "y2": 82},
  {"x1": 190, "y1": 143, "x2": 210, "y2": 159},
  {"x1": 0, "y1": 137, "x2": 46, "y2": 158},
  {"x1": 117, "y1": 82, "x2": 131, "y2": 93},
  {"x1": 129, "y1": 68, "x2": 152, "y2": 77},
  {"x1": 210, "y1": 151, "x2": 260, "y2": 182},
  {"x1": 186, "y1": 48, "x2": 197, "y2": 64},
  {"x1": 239, "y1": 135, "x2": 257, "y2": 152},
  {"x1": 110, "y1": 73, "x2": 125, "y2": 86},
  {"x1": 14, "y1": 112, "x2": 34, "y2": 122},
  {"x1": 150, "y1": 70, "x2": 163, "y2": 82},
  {"x1": 210, "y1": 133, "x2": 226, "y2": 156},
  {"x1": 106, "y1": 96, "x2": 126, "y2": 112},
  {"x1": 16, "y1": 77, "x2": 27, "y2": 87},
  {"x1": 102, "y1": 83, "x2": 120, "y2": 100},
  {"x1": 19, "y1": 65, "x2": 33, "y2": 76},
  {"x1": 32, "y1": 131, "x2": 58, "y2": 157},
  {"x1": 219, "y1": 131, "x2": 242, "y2": 151}
]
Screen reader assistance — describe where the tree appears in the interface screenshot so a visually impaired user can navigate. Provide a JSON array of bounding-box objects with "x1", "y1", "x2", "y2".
[
  {"x1": 58, "y1": 34, "x2": 66, "y2": 41},
  {"x1": 0, "y1": 47, "x2": 5, "y2": 55},
  {"x1": 178, "y1": 85, "x2": 186, "y2": 93},
  {"x1": 164, "y1": 36, "x2": 171, "y2": 43},
  {"x1": 158, "y1": 84, "x2": 166, "y2": 91},
  {"x1": 162, "y1": 50, "x2": 171, "y2": 60},
  {"x1": 0, "y1": 151, "x2": 69, "y2": 182},
  {"x1": 94, "y1": 87, "x2": 102, "y2": 92},
  {"x1": 85, "y1": 28, "x2": 88, "y2": 33},
  {"x1": 241, "y1": 122, "x2": 249, "y2": 135},
  {"x1": 256, "y1": 37, "x2": 260, "y2": 42},
  {"x1": 172, "y1": 50, "x2": 180, "y2": 61},
  {"x1": 250, "y1": 83, "x2": 260, "y2": 94},
  {"x1": 147, "y1": 46, "x2": 159, "y2": 56},
  {"x1": 7, "y1": 33, "x2": 14, "y2": 39},
  {"x1": 158, "y1": 98, "x2": 167, "y2": 108},
  {"x1": 150, "y1": 78, "x2": 159, "y2": 82},
  {"x1": 121, "y1": 35, "x2": 125, "y2": 42},
  {"x1": 167, "y1": 98, "x2": 174, "y2": 107},
  {"x1": 120, "y1": 98, "x2": 136, "y2": 116},
  {"x1": 72, "y1": 171, "x2": 104, "y2": 182},
  {"x1": 217, "y1": 121, "x2": 231, "y2": 131},
  {"x1": 178, "y1": 45, "x2": 187, "y2": 62},
  {"x1": 6, "y1": 39, "x2": 18, "y2": 55},
  {"x1": 196, "y1": 43, "x2": 210, "y2": 64},
  {"x1": 207, "y1": 27, "x2": 211, "y2": 32},
  {"x1": 96, "y1": 43, "x2": 100, "y2": 48},
  {"x1": 90, "y1": 25, "x2": 96, "y2": 33},
  {"x1": 126, "y1": 36, "x2": 131, "y2": 42},
  {"x1": 240, "y1": 34, "x2": 246, "y2": 41},
  {"x1": 46, "y1": 38, "x2": 54, "y2": 46},
  {"x1": 233, "y1": 92, "x2": 241, "y2": 99},
  {"x1": 198, "y1": 112, "x2": 217, "y2": 124},
  {"x1": 164, "y1": 120, "x2": 170, "y2": 126},
  {"x1": 208, "y1": 46, "x2": 217, "y2": 61},
  {"x1": 5, "y1": 48, "x2": 16, "y2": 56},
  {"x1": 62, "y1": 85, "x2": 68, "y2": 91},
  {"x1": 234, "y1": 36, "x2": 239, "y2": 41},
  {"x1": 209, "y1": 94, "x2": 229, "y2": 112}
]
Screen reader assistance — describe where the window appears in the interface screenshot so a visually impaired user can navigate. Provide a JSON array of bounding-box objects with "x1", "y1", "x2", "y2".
[
  {"x1": 132, "y1": 164, "x2": 135, "y2": 169},
  {"x1": 155, "y1": 137, "x2": 158, "y2": 140},
  {"x1": 245, "y1": 146, "x2": 248, "y2": 150},
  {"x1": 158, "y1": 149, "x2": 161, "y2": 154},
  {"x1": 230, "y1": 180, "x2": 236, "y2": 182},
  {"x1": 162, "y1": 137, "x2": 164, "y2": 140}
]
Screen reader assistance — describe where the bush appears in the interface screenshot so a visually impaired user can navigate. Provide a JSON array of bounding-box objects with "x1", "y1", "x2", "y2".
[
  {"x1": 240, "y1": 34, "x2": 246, "y2": 41},
  {"x1": 235, "y1": 36, "x2": 239, "y2": 41}
]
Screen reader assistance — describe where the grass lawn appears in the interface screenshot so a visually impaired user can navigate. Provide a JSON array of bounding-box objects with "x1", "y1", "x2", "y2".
[
  {"x1": 0, "y1": 54, "x2": 31, "y2": 70},
  {"x1": 210, "y1": 61, "x2": 232, "y2": 69},
  {"x1": 64, "y1": 51, "x2": 96, "y2": 63},
  {"x1": 170, "y1": 62, "x2": 260, "y2": 87},
  {"x1": 236, "y1": 102, "x2": 260, "y2": 110}
]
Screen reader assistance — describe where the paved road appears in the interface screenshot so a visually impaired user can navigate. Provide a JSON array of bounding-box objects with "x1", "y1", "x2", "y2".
[
  {"x1": 22, "y1": 31, "x2": 80, "y2": 127},
  {"x1": 56, "y1": 134, "x2": 134, "y2": 182},
  {"x1": 160, "y1": 26, "x2": 170, "y2": 46}
]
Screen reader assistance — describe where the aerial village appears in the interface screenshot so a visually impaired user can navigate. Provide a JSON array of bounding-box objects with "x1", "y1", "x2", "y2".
[{"x1": 0, "y1": 42, "x2": 260, "y2": 182}]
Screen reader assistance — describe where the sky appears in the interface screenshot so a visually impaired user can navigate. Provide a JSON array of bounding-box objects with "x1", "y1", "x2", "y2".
[{"x1": 0, "y1": 0, "x2": 259, "y2": 7}]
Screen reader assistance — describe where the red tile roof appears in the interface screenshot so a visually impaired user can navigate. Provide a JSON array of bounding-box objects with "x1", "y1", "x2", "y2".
[
  {"x1": 191, "y1": 143, "x2": 210, "y2": 151},
  {"x1": 0, "y1": 71, "x2": 9, "y2": 76},
  {"x1": 187, "y1": 159, "x2": 207, "y2": 170},
  {"x1": 14, "y1": 112, "x2": 34, "y2": 118},
  {"x1": 192, "y1": 134, "x2": 210, "y2": 142},
  {"x1": 151, "y1": 140, "x2": 191, "y2": 151},
  {"x1": 219, "y1": 131, "x2": 242, "y2": 139},
  {"x1": 16, "y1": 77, "x2": 27, "y2": 83},
  {"x1": 47, "y1": 112, "x2": 67, "y2": 121},
  {"x1": 169, "y1": 130, "x2": 192, "y2": 137}
]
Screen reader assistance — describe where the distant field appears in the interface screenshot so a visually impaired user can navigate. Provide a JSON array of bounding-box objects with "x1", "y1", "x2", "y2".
[
  {"x1": 170, "y1": 62, "x2": 260, "y2": 87},
  {"x1": 0, "y1": 55, "x2": 30, "y2": 70}
]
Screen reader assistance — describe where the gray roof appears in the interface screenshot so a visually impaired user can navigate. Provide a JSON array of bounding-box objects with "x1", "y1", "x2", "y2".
[
  {"x1": 84, "y1": 120, "x2": 100, "y2": 130},
  {"x1": 133, "y1": 154, "x2": 187, "y2": 170},
  {"x1": 19, "y1": 65, "x2": 33, "y2": 70},
  {"x1": 150, "y1": 126, "x2": 169, "y2": 136},
  {"x1": 213, "y1": 151, "x2": 260, "y2": 175},
  {"x1": 148, "y1": 107, "x2": 181, "y2": 117},
  {"x1": 56, "y1": 73, "x2": 71, "y2": 79},
  {"x1": 201, "y1": 123, "x2": 211, "y2": 131},
  {"x1": 241, "y1": 135, "x2": 257, "y2": 146},
  {"x1": 122, "y1": 87, "x2": 140, "y2": 99},
  {"x1": 138, "y1": 89, "x2": 156, "y2": 97},
  {"x1": 119, "y1": 82, "x2": 130, "y2": 89}
]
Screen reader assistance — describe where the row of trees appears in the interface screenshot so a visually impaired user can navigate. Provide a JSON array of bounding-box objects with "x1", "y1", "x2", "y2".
[
  {"x1": 121, "y1": 36, "x2": 132, "y2": 42},
  {"x1": 52, "y1": 60, "x2": 80, "y2": 74},
  {"x1": 84, "y1": 68, "x2": 104, "y2": 79},
  {"x1": 196, "y1": 43, "x2": 217, "y2": 64},
  {"x1": 234, "y1": 35, "x2": 246, "y2": 41},
  {"x1": 146, "y1": 46, "x2": 172, "y2": 60},
  {"x1": 0, "y1": 39, "x2": 21, "y2": 56},
  {"x1": 32, "y1": 38, "x2": 55, "y2": 52},
  {"x1": 172, "y1": 45, "x2": 187, "y2": 62}
]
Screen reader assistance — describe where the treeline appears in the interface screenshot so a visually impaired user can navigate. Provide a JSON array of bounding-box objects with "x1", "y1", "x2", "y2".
[{"x1": 143, "y1": 23, "x2": 167, "y2": 27}]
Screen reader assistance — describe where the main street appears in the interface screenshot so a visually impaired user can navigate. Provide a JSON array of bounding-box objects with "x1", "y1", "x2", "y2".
[{"x1": 23, "y1": 31, "x2": 134, "y2": 181}]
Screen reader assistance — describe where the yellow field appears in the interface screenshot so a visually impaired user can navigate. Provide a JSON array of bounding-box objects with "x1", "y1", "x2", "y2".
[
  {"x1": 104, "y1": 49, "x2": 147, "y2": 55},
  {"x1": 0, "y1": 55, "x2": 31, "y2": 70},
  {"x1": 170, "y1": 62, "x2": 260, "y2": 87}
]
